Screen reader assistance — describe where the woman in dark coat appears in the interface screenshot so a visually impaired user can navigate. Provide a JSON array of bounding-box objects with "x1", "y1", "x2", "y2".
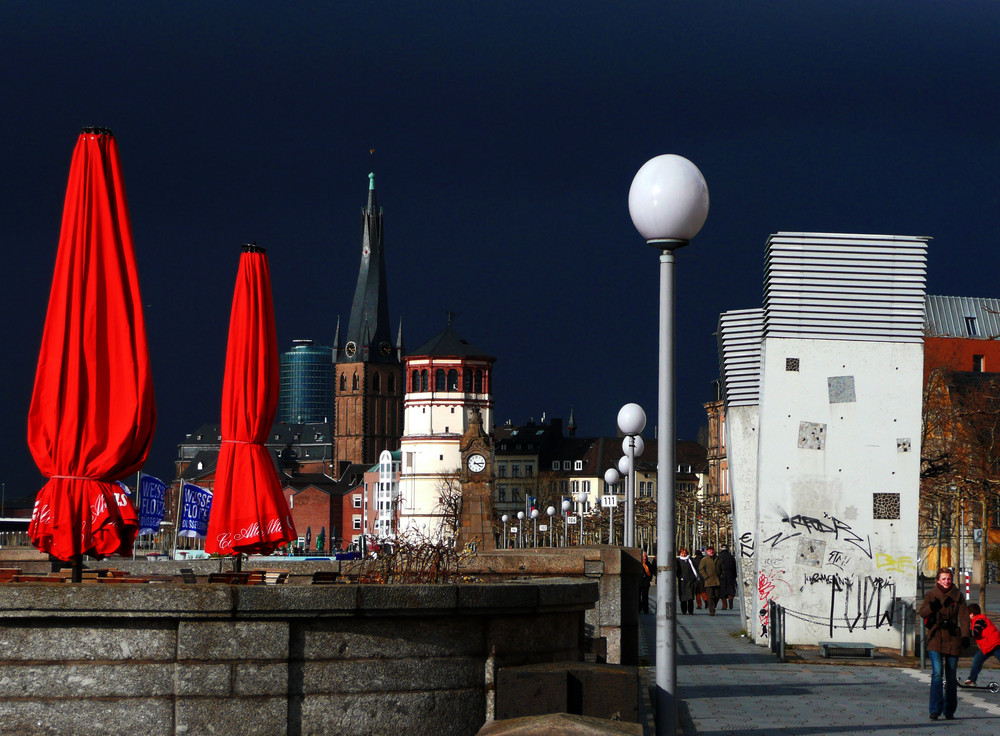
[
  {"x1": 917, "y1": 567, "x2": 970, "y2": 721},
  {"x1": 717, "y1": 545, "x2": 738, "y2": 610},
  {"x1": 676, "y1": 547, "x2": 699, "y2": 614},
  {"x1": 693, "y1": 549, "x2": 707, "y2": 609}
]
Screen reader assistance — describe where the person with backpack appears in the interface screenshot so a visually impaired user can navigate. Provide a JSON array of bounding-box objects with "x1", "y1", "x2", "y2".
[
  {"x1": 917, "y1": 567, "x2": 970, "y2": 721},
  {"x1": 962, "y1": 603, "x2": 1000, "y2": 687}
]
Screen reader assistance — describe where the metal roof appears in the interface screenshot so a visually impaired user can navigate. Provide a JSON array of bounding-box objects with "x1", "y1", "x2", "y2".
[{"x1": 925, "y1": 295, "x2": 1000, "y2": 339}]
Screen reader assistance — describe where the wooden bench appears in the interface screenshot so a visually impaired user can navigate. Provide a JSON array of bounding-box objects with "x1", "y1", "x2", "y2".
[
  {"x1": 263, "y1": 570, "x2": 289, "y2": 585},
  {"x1": 179, "y1": 568, "x2": 199, "y2": 584},
  {"x1": 312, "y1": 571, "x2": 339, "y2": 585},
  {"x1": 0, "y1": 568, "x2": 22, "y2": 583},
  {"x1": 819, "y1": 641, "x2": 876, "y2": 658}
]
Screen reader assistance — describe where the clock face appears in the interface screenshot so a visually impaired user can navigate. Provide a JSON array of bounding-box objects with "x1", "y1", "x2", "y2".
[
  {"x1": 379, "y1": 341, "x2": 392, "y2": 357},
  {"x1": 467, "y1": 454, "x2": 486, "y2": 473},
  {"x1": 345, "y1": 341, "x2": 357, "y2": 358}
]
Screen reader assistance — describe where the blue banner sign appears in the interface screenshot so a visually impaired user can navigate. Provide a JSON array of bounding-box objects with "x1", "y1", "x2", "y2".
[{"x1": 178, "y1": 483, "x2": 213, "y2": 539}]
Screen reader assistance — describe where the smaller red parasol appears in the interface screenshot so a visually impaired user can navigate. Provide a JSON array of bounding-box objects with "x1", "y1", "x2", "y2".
[
  {"x1": 27, "y1": 127, "x2": 154, "y2": 564},
  {"x1": 206, "y1": 244, "x2": 296, "y2": 555}
]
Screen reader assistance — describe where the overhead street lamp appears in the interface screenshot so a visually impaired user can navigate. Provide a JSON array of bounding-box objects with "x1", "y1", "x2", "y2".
[
  {"x1": 604, "y1": 467, "x2": 620, "y2": 545},
  {"x1": 629, "y1": 153, "x2": 709, "y2": 736},
  {"x1": 617, "y1": 403, "x2": 646, "y2": 547},
  {"x1": 561, "y1": 499, "x2": 571, "y2": 546}
]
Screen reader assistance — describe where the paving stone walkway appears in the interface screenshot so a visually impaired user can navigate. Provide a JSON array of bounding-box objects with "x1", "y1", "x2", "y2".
[{"x1": 638, "y1": 587, "x2": 1000, "y2": 735}]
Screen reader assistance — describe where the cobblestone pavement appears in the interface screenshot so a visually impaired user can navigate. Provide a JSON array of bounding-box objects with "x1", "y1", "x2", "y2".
[{"x1": 638, "y1": 587, "x2": 1000, "y2": 736}]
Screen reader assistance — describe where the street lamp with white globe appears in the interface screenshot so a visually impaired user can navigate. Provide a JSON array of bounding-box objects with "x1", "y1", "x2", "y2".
[
  {"x1": 546, "y1": 506, "x2": 556, "y2": 547},
  {"x1": 629, "y1": 153, "x2": 708, "y2": 735},
  {"x1": 516, "y1": 511, "x2": 525, "y2": 549},
  {"x1": 617, "y1": 403, "x2": 646, "y2": 547},
  {"x1": 604, "y1": 467, "x2": 620, "y2": 544},
  {"x1": 561, "y1": 498, "x2": 571, "y2": 546},
  {"x1": 576, "y1": 491, "x2": 589, "y2": 545},
  {"x1": 501, "y1": 514, "x2": 509, "y2": 550},
  {"x1": 531, "y1": 507, "x2": 540, "y2": 547}
]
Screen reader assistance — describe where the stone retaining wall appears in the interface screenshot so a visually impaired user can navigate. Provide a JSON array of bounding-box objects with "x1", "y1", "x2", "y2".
[{"x1": 0, "y1": 579, "x2": 598, "y2": 736}]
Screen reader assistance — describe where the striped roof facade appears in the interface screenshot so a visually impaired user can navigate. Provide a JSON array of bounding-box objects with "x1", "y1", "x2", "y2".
[
  {"x1": 763, "y1": 232, "x2": 928, "y2": 343},
  {"x1": 718, "y1": 308, "x2": 764, "y2": 407}
]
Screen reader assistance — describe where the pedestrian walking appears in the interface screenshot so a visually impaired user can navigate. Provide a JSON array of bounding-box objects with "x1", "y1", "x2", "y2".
[
  {"x1": 917, "y1": 567, "x2": 970, "y2": 721},
  {"x1": 962, "y1": 603, "x2": 1000, "y2": 687},
  {"x1": 693, "y1": 548, "x2": 707, "y2": 610},
  {"x1": 639, "y1": 551, "x2": 653, "y2": 614},
  {"x1": 698, "y1": 546, "x2": 721, "y2": 616},
  {"x1": 717, "y1": 544, "x2": 738, "y2": 610},
  {"x1": 676, "y1": 547, "x2": 699, "y2": 614}
]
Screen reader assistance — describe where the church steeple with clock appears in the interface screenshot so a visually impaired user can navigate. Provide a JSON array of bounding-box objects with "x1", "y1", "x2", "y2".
[{"x1": 333, "y1": 173, "x2": 404, "y2": 467}]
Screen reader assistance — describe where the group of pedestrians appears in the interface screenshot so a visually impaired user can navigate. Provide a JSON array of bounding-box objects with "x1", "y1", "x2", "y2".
[
  {"x1": 675, "y1": 544, "x2": 737, "y2": 615},
  {"x1": 918, "y1": 566, "x2": 1000, "y2": 721}
]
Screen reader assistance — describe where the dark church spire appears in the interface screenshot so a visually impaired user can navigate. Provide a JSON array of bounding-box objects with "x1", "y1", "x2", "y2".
[{"x1": 338, "y1": 172, "x2": 396, "y2": 363}]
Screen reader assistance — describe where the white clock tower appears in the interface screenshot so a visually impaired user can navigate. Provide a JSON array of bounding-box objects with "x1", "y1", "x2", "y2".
[{"x1": 396, "y1": 316, "x2": 496, "y2": 542}]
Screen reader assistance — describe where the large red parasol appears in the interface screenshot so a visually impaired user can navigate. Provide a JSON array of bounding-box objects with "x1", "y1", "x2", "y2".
[
  {"x1": 206, "y1": 244, "x2": 296, "y2": 556},
  {"x1": 27, "y1": 127, "x2": 155, "y2": 564}
]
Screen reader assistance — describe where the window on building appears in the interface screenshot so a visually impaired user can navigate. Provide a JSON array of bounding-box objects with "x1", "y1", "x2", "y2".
[
  {"x1": 966, "y1": 316, "x2": 979, "y2": 336},
  {"x1": 583, "y1": 480, "x2": 591, "y2": 493},
  {"x1": 373, "y1": 373, "x2": 381, "y2": 393},
  {"x1": 474, "y1": 370, "x2": 483, "y2": 393},
  {"x1": 511, "y1": 463, "x2": 521, "y2": 477},
  {"x1": 497, "y1": 463, "x2": 507, "y2": 478},
  {"x1": 448, "y1": 369, "x2": 458, "y2": 390},
  {"x1": 435, "y1": 369, "x2": 446, "y2": 391},
  {"x1": 552, "y1": 461, "x2": 560, "y2": 471},
  {"x1": 512, "y1": 490, "x2": 522, "y2": 504},
  {"x1": 498, "y1": 486, "x2": 507, "y2": 502},
  {"x1": 571, "y1": 481, "x2": 579, "y2": 493},
  {"x1": 420, "y1": 369, "x2": 429, "y2": 391},
  {"x1": 352, "y1": 374, "x2": 359, "y2": 390},
  {"x1": 525, "y1": 463, "x2": 534, "y2": 477},
  {"x1": 574, "y1": 460, "x2": 583, "y2": 471},
  {"x1": 340, "y1": 374, "x2": 347, "y2": 392},
  {"x1": 353, "y1": 516, "x2": 362, "y2": 530},
  {"x1": 563, "y1": 461, "x2": 571, "y2": 471},
  {"x1": 974, "y1": 354, "x2": 985, "y2": 372},
  {"x1": 388, "y1": 374, "x2": 395, "y2": 394},
  {"x1": 353, "y1": 495, "x2": 362, "y2": 508},
  {"x1": 464, "y1": 369, "x2": 473, "y2": 391}
]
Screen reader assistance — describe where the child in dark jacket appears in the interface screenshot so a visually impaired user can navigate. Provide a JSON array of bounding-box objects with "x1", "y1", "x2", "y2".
[{"x1": 963, "y1": 603, "x2": 1000, "y2": 687}]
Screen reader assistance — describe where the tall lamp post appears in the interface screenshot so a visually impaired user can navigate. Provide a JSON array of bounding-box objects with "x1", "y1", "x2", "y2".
[
  {"x1": 501, "y1": 514, "x2": 509, "y2": 550},
  {"x1": 561, "y1": 499, "x2": 571, "y2": 546},
  {"x1": 629, "y1": 153, "x2": 709, "y2": 736},
  {"x1": 517, "y1": 511, "x2": 525, "y2": 549},
  {"x1": 531, "y1": 507, "x2": 539, "y2": 547},
  {"x1": 577, "y1": 491, "x2": 589, "y2": 545},
  {"x1": 604, "y1": 468, "x2": 620, "y2": 544},
  {"x1": 618, "y1": 403, "x2": 646, "y2": 547},
  {"x1": 547, "y1": 506, "x2": 556, "y2": 547}
]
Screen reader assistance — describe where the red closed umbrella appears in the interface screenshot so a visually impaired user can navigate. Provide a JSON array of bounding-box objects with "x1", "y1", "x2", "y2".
[
  {"x1": 206, "y1": 244, "x2": 296, "y2": 556},
  {"x1": 27, "y1": 127, "x2": 155, "y2": 565}
]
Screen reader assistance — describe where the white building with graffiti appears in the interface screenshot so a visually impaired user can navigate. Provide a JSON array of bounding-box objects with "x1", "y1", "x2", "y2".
[{"x1": 720, "y1": 232, "x2": 927, "y2": 648}]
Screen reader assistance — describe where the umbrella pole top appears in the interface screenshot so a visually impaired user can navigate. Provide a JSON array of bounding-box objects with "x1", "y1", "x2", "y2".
[
  {"x1": 80, "y1": 126, "x2": 114, "y2": 137},
  {"x1": 242, "y1": 242, "x2": 266, "y2": 254}
]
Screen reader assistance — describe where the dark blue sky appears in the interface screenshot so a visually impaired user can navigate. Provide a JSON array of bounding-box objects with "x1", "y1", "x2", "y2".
[{"x1": 2, "y1": 3, "x2": 999, "y2": 504}]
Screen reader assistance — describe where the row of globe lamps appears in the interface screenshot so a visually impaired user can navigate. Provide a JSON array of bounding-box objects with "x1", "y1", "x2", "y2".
[
  {"x1": 499, "y1": 494, "x2": 589, "y2": 548},
  {"x1": 497, "y1": 402, "x2": 647, "y2": 550}
]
